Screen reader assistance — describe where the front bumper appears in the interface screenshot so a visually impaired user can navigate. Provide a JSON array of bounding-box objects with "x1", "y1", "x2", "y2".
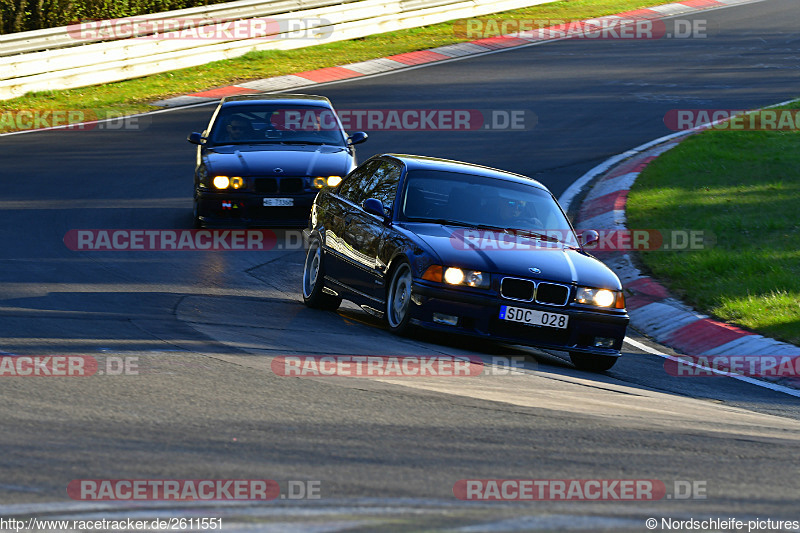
[
  {"x1": 196, "y1": 190, "x2": 315, "y2": 227},
  {"x1": 411, "y1": 281, "x2": 629, "y2": 357}
]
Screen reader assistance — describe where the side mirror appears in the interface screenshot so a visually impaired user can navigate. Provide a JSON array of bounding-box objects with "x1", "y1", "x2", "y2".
[
  {"x1": 362, "y1": 198, "x2": 385, "y2": 218},
  {"x1": 348, "y1": 131, "x2": 368, "y2": 145},
  {"x1": 580, "y1": 230, "x2": 599, "y2": 248},
  {"x1": 187, "y1": 132, "x2": 206, "y2": 145}
]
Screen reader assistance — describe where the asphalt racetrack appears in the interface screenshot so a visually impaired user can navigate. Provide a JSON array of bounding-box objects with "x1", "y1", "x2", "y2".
[{"x1": 1, "y1": 0, "x2": 799, "y2": 530}]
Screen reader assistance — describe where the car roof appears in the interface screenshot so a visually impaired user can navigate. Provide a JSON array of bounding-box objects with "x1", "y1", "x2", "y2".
[
  {"x1": 219, "y1": 94, "x2": 333, "y2": 108},
  {"x1": 380, "y1": 153, "x2": 549, "y2": 192}
]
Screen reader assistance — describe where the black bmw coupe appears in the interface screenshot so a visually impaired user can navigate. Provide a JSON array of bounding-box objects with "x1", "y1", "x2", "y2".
[
  {"x1": 188, "y1": 94, "x2": 367, "y2": 227},
  {"x1": 302, "y1": 154, "x2": 629, "y2": 371}
]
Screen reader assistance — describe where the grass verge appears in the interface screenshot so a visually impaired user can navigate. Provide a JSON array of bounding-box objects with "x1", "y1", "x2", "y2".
[
  {"x1": 1, "y1": 0, "x2": 669, "y2": 131},
  {"x1": 626, "y1": 103, "x2": 800, "y2": 346}
]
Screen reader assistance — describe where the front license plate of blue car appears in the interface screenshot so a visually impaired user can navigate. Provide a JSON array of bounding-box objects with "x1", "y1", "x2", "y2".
[
  {"x1": 500, "y1": 306, "x2": 569, "y2": 329},
  {"x1": 263, "y1": 198, "x2": 293, "y2": 207}
]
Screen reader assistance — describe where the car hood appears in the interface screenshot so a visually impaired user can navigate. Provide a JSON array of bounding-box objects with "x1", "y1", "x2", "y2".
[
  {"x1": 204, "y1": 144, "x2": 353, "y2": 177},
  {"x1": 402, "y1": 223, "x2": 622, "y2": 289}
]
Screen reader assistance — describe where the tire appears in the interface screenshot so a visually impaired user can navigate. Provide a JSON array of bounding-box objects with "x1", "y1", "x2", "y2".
[
  {"x1": 302, "y1": 238, "x2": 341, "y2": 310},
  {"x1": 192, "y1": 198, "x2": 203, "y2": 229},
  {"x1": 386, "y1": 261, "x2": 413, "y2": 335},
  {"x1": 569, "y1": 352, "x2": 618, "y2": 372}
]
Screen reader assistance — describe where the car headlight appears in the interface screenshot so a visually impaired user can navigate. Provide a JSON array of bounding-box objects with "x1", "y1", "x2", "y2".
[
  {"x1": 213, "y1": 175, "x2": 229, "y2": 189},
  {"x1": 576, "y1": 287, "x2": 624, "y2": 308},
  {"x1": 422, "y1": 265, "x2": 489, "y2": 289},
  {"x1": 312, "y1": 176, "x2": 343, "y2": 189},
  {"x1": 212, "y1": 176, "x2": 244, "y2": 190}
]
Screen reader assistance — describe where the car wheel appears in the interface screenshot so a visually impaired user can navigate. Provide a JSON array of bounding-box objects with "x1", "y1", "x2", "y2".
[
  {"x1": 386, "y1": 261, "x2": 413, "y2": 335},
  {"x1": 192, "y1": 198, "x2": 203, "y2": 229},
  {"x1": 569, "y1": 352, "x2": 618, "y2": 372},
  {"x1": 302, "y1": 238, "x2": 341, "y2": 310}
]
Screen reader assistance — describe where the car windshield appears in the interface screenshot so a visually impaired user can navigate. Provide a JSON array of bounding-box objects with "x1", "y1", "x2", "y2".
[
  {"x1": 209, "y1": 104, "x2": 348, "y2": 146},
  {"x1": 402, "y1": 169, "x2": 577, "y2": 245}
]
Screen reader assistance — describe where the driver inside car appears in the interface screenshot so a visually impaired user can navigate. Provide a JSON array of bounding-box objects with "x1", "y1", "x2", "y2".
[
  {"x1": 223, "y1": 116, "x2": 255, "y2": 141},
  {"x1": 497, "y1": 198, "x2": 543, "y2": 229}
]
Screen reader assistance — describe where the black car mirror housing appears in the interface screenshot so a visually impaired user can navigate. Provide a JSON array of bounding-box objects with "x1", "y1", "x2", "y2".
[
  {"x1": 580, "y1": 229, "x2": 599, "y2": 247},
  {"x1": 348, "y1": 131, "x2": 368, "y2": 145},
  {"x1": 187, "y1": 132, "x2": 206, "y2": 145},
  {"x1": 362, "y1": 198, "x2": 385, "y2": 218}
]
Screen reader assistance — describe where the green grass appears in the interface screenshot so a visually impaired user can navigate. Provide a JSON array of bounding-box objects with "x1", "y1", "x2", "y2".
[
  {"x1": 627, "y1": 108, "x2": 800, "y2": 345},
  {"x1": 0, "y1": 0, "x2": 669, "y2": 130}
]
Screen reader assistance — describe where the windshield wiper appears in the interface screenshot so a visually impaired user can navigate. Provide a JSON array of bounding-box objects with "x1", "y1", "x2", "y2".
[
  {"x1": 406, "y1": 217, "x2": 477, "y2": 227},
  {"x1": 406, "y1": 219, "x2": 571, "y2": 245},
  {"x1": 501, "y1": 228, "x2": 562, "y2": 243},
  {"x1": 279, "y1": 140, "x2": 326, "y2": 145}
]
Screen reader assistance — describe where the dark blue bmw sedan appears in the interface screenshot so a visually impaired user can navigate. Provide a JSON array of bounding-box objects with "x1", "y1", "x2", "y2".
[
  {"x1": 188, "y1": 94, "x2": 367, "y2": 227},
  {"x1": 302, "y1": 154, "x2": 629, "y2": 371}
]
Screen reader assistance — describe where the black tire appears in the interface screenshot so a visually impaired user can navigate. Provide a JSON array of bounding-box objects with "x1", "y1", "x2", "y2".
[
  {"x1": 192, "y1": 198, "x2": 203, "y2": 229},
  {"x1": 386, "y1": 261, "x2": 413, "y2": 335},
  {"x1": 569, "y1": 352, "x2": 618, "y2": 372},
  {"x1": 302, "y1": 238, "x2": 341, "y2": 310}
]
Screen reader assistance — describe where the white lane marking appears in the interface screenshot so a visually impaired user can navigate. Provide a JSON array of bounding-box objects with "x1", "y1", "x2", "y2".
[{"x1": 624, "y1": 336, "x2": 800, "y2": 398}]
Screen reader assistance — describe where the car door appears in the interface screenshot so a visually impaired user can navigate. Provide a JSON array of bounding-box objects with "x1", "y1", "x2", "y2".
[
  {"x1": 323, "y1": 159, "x2": 379, "y2": 284},
  {"x1": 337, "y1": 160, "x2": 402, "y2": 300}
]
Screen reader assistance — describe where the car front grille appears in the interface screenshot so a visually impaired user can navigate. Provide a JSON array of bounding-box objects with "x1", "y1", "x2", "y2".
[
  {"x1": 254, "y1": 178, "x2": 278, "y2": 193},
  {"x1": 280, "y1": 178, "x2": 304, "y2": 193},
  {"x1": 500, "y1": 277, "x2": 570, "y2": 306},
  {"x1": 500, "y1": 278, "x2": 535, "y2": 301},
  {"x1": 535, "y1": 282, "x2": 570, "y2": 306}
]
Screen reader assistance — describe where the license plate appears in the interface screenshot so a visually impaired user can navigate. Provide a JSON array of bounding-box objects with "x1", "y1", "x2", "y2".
[
  {"x1": 263, "y1": 198, "x2": 293, "y2": 207},
  {"x1": 500, "y1": 305, "x2": 568, "y2": 329}
]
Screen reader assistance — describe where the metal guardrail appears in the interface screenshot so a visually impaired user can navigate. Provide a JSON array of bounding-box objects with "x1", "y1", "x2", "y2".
[
  {"x1": 0, "y1": 0, "x2": 556, "y2": 101},
  {"x1": 0, "y1": 0, "x2": 352, "y2": 57}
]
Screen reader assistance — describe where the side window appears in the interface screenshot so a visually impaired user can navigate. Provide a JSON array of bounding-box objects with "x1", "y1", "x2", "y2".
[
  {"x1": 362, "y1": 161, "x2": 402, "y2": 212},
  {"x1": 336, "y1": 160, "x2": 380, "y2": 205}
]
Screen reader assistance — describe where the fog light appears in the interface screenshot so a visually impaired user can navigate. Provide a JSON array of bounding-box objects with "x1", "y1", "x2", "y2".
[
  {"x1": 594, "y1": 337, "x2": 616, "y2": 348},
  {"x1": 433, "y1": 313, "x2": 459, "y2": 326}
]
